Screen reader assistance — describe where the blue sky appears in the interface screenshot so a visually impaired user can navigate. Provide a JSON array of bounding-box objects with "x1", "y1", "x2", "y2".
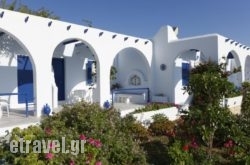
[{"x1": 8, "y1": 0, "x2": 250, "y2": 45}]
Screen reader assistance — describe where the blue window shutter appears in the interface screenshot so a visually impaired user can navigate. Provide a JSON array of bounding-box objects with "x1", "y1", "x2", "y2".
[
  {"x1": 86, "y1": 60, "x2": 93, "y2": 85},
  {"x1": 182, "y1": 62, "x2": 190, "y2": 86},
  {"x1": 17, "y1": 55, "x2": 34, "y2": 103}
]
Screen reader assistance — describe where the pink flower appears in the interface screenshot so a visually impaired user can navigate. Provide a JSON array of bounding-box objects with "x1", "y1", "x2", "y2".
[
  {"x1": 49, "y1": 142, "x2": 54, "y2": 149},
  {"x1": 69, "y1": 160, "x2": 75, "y2": 165},
  {"x1": 95, "y1": 161, "x2": 102, "y2": 165},
  {"x1": 79, "y1": 134, "x2": 87, "y2": 140},
  {"x1": 224, "y1": 142, "x2": 230, "y2": 148},
  {"x1": 45, "y1": 152, "x2": 53, "y2": 160},
  {"x1": 190, "y1": 141, "x2": 198, "y2": 148},
  {"x1": 228, "y1": 140, "x2": 234, "y2": 147},
  {"x1": 87, "y1": 138, "x2": 95, "y2": 145},
  {"x1": 190, "y1": 138, "x2": 198, "y2": 148},
  {"x1": 94, "y1": 139, "x2": 102, "y2": 148},
  {"x1": 224, "y1": 139, "x2": 234, "y2": 148}
]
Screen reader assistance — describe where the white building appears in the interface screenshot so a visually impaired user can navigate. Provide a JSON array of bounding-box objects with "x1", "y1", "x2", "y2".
[{"x1": 0, "y1": 8, "x2": 249, "y2": 117}]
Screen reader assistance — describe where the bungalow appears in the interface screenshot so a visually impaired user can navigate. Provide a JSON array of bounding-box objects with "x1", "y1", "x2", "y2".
[{"x1": 0, "y1": 8, "x2": 249, "y2": 117}]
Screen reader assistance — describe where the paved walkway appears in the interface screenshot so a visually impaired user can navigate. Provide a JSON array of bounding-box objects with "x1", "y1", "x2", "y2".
[{"x1": 0, "y1": 109, "x2": 40, "y2": 136}]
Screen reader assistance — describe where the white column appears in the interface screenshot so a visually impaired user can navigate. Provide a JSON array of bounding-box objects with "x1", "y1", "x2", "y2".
[
  {"x1": 34, "y1": 61, "x2": 53, "y2": 117},
  {"x1": 98, "y1": 63, "x2": 111, "y2": 108}
]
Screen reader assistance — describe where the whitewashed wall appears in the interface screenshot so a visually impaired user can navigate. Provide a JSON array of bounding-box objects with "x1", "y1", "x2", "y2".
[
  {"x1": 152, "y1": 26, "x2": 219, "y2": 104},
  {"x1": 0, "y1": 8, "x2": 152, "y2": 116}
]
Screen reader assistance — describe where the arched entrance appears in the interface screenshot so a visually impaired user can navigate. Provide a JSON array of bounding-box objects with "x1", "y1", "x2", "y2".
[
  {"x1": 0, "y1": 30, "x2": 36, "y2": 116},
  {"x1": 111, "y1": 48, "x2": 150, "y2": 104},
  {"x1": 226, "y1": 51, "x2": 242, "y2": 87},
  {"x1": 52, "y1": 39, "x2": 99, "y2": 107}
]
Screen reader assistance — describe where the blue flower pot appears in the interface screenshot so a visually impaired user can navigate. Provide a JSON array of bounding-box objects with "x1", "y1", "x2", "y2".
[
  {"x1": 43, "y1": 104, "x2": 51, "y2": 116},
  {"x1": 103, "y1": 100, "x2": 110, "y2": 109}
]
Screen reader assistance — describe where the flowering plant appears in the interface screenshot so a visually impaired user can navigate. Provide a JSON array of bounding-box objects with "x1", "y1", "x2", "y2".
[{"x1": 0, "y1": 101, "x2": 147, "y2": 165}]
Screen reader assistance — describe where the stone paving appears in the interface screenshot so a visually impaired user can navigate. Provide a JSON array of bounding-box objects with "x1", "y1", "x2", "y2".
[{"x1": 0, "y1": 108, "x2": 40, "y2": 136}]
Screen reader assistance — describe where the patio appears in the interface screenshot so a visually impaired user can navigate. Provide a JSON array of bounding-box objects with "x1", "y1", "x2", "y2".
[{"x1": 0, "y1": 108, "x2": 40, "y2": 136}]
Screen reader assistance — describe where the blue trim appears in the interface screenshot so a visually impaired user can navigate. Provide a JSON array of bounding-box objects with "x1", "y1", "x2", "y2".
[
  {"x1": 17, "y1": 55, "x2": 34, "y2": 103},
  {"x1": 182, "y1": 62, "x2": 190, "y2": 86},
  {"x1": 112, "y1": 87, "x2": 150, "y2": 104},
  {"x1": 52, "y1": 58, "x2": 65, "y2": 100}
]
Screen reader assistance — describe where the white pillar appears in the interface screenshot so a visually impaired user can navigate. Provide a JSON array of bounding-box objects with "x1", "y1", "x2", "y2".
[
  {"x1": 34, "y1": 62, "x2": 53, "y2": 117},
  {"x1": 98, "y1": 63, "x2": 111, "y2": 108}
]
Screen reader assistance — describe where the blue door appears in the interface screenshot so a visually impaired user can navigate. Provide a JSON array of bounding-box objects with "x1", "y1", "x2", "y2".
[
  {"x1": 182, "y1": 62, "x2": 190, "y2": 86},
  {"x1": 52, "y1": 58, "x2": 65, "y2": 101},
  {"x1": 17, "y1": 55, "x2": 34, "y2": 103}
]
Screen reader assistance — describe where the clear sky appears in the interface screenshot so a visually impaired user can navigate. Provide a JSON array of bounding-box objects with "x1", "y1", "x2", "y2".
[{"x1": 8, "y1": 0, "x2": 250, "y2": 45}]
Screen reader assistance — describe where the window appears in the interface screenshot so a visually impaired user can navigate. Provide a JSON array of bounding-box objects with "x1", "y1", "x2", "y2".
[
  {"x1": 129, "y1": 74, "x2": 141, "y2": 86},
  {"x1": 86, "y1": 60, "x2": 96, "y2": 85},
  {"x1": 182, "y1": 62, "x2": 190, "y2": 86}
]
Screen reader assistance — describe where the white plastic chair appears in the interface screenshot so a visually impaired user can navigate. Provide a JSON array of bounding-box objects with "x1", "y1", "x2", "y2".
[
  {"x1": 71, "y1": 90, "x2": 86, "y2": 103},
  {"x1": 0, "y1": 98, "x2": 9, "y2": 117}
]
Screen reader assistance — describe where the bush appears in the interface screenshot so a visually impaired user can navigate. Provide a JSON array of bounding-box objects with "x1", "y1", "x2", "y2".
[
  {"x1": 148, "y1": 114, "x2": 175, "y2": 136},
  {"x1": 0, "y1": 101, "x2": 147, "y2": 165},
  {"x1": 167, "y1": 61, "x2": 250, "y2": 164},
  {"x1": 241, "y1": 82, "x2": 250, "y2": 115}
]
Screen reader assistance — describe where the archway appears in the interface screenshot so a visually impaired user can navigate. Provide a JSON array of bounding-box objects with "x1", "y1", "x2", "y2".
[
  {"x1": 52, "y1": 39, "x2": 99, "y2": 107},
  {"x1": 111, "y1": 48, "x2": 150, "y2": 104},
  {"x1": 174, "y1": 49, "x2": 206, "y2": 105},
  {"x1": 226, "y1": 51, "x2": 242, "y2": 87},
  {"x1": 0, "y1": 30, "x2": 36, "y2": 116}
]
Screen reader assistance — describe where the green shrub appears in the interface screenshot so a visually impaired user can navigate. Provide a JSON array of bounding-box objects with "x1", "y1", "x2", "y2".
[
  {"x1": 167, "y1": 140, "x2": 194, "y2": 165},
  {"x1": 169, "y1": 61, "x2": 250, "y2": 164},
  {"x1": 148, "y1": 114, "x2": 175, "y2": 136},
  {"x1": 130, "y1": 122, "x2": 150, "y2": 141}
]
